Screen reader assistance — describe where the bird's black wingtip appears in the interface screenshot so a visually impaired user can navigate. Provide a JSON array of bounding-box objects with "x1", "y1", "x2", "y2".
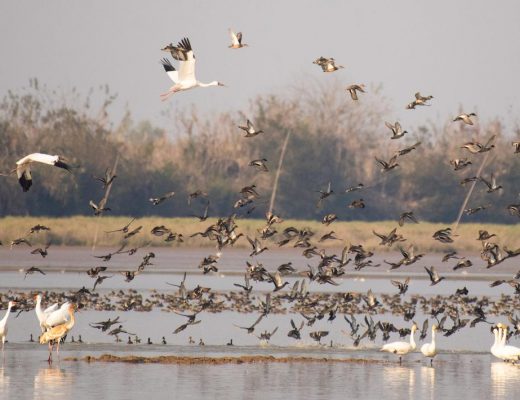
[
  {"x1": 19, "y1": 175, "x2": 32, "y2": 192},
  {"x1": 160, "y1": 58, "x2": 176, "y2": 72}
]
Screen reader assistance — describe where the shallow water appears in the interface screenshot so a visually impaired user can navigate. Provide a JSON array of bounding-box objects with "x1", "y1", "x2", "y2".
[
  {"x1": 0, "y1": 346, "x2": 519, "y2": 400},
  {"x1": 1, "y1": 248, "x2": 520, "y2": 399}
]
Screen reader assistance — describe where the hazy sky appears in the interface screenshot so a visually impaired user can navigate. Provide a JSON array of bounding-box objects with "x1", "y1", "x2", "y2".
[{"x1": 2, "y1": 1, "x2": 520, "y2": 131}]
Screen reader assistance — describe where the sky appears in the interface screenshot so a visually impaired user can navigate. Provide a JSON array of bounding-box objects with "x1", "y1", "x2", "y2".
[{"x1": 1, "y1": 0, "x2": 520, "y2": 132}]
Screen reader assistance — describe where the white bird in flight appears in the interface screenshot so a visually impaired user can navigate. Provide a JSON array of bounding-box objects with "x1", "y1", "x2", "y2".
[
  {"x1": 160, "y1": 37, "x2": 225, "y2": 101},
  {"x1": 14, "y1": 153, "x2": 72, "y2": 192},
  {"x1": 229, "y1": 29, "x2": 248, "y2": 49}
]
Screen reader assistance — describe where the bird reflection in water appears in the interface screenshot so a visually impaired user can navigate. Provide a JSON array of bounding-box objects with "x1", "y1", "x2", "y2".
[
  {"x1": 420, "y1": 366, "x2": 436, "y2": 400},
  {"x1": 382, "y1": 365, "x2": 416, "y2": 397},
  {"x1": 0, "y1": 367, "x2": 11, "y2": 398},
  {"x1": 34, "y1": 366, "x2": 71, "y2": 400},
  {"x1": 491, "y1": 362, "x2": 520, "y2": 398}
]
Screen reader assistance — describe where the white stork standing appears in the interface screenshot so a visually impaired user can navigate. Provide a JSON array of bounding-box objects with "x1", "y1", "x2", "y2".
[
  {"x1": 15, "y1": 153, "x2": 72, "y2": 192},
  {"x1": 160, "y1": 37, "x2": 225, "y2": 101}
]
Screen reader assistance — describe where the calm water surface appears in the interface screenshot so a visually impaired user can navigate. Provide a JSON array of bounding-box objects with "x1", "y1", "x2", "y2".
[
  {"x1": 1, "y1": 248, "x2": 519, "y2": 399},
  {"x1": 0, "y1": 346, "x2": 519, "y2": 400}
]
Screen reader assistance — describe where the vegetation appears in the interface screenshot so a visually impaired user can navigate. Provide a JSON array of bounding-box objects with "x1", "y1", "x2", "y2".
[
  {"x1": 1, "y1": 216, "x2": 518, "y2": 253},
  {"x1": 1, "y1": 79, "x2": 519, "y2": 224}
]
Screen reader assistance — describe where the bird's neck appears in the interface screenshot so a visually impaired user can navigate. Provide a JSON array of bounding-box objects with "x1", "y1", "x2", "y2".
[
  {"x1": 66, "y1": 310, "x2": 75, "y2": 330},
  {"x1": 1, "y1": 304, "x2": 12, "y2": 324},
  {"x1": 500, "y1": 329, "x2": 506, "y2": 346},
  {"x1": 409, "y1": 330, "x2": 416, "y2": 348},
  {"x1": 198, "y1": 81, "x2": 218, "y2": 88},
  {"x1": 431, "y1": 329, "x2": 436, "y2": 344},
  {"x1": 35, "y1": 297, "x2": 44, "y2": 318}
]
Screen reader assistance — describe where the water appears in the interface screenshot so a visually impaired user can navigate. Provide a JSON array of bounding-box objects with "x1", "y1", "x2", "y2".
[
  {"x1": 0, "y1": 347, "x2": 519, "y2": 400},
  {"x1": 1, "y1": 248, "x2": 520, "y2": 399}
]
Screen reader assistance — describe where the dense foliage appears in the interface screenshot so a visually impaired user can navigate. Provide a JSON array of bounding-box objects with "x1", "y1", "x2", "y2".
[{"x1": 1, "y1": 80, "x2": 519, "y2": 223}]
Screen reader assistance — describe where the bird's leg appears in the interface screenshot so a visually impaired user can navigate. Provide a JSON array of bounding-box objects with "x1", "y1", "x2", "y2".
[
  {"x1": 56, "y1": 341, "x2": 60, "y2": 360},
  {"x1": 430, "y1": 358, "x2": 433, "y2": 367},
  {"x1": 399, "y1": 356, "x2": 402, "y2": 365},
  {"x1": 160, "y1": 87, "x2": 178, "y2": 101}
]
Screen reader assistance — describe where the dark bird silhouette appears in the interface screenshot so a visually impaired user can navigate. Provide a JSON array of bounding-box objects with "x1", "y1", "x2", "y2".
[
  {"x1": 89, "y1": 316, "x2": 122, "y2": 332},
  {"x1": 385, "y1": 121, "x2": 407, "y2": 139},
  {"x1": 375, "y1": 155, "x2": 399, "y2": 172},
  {"x1": 309, "y1": 330, "x2": 329, "y2": 344},
  {"x1": 399, "y1": 211, "x2": 418, "y2": 226},
  {"x1": 29, "y1": 224, "x2": 51, "y2": 234},
  {"x1": 287, "y1": 319, "x2": 304, "y2": 340},
  {"x1": 173, "y1": 319, "x2": 201, "y2": 334},
  {"x1": 24, "y1": 266, "x2": 45, "y2": 279},
  {"x1": 238, "y1": 120, "x2": 263, "y2": 137},
  {"x1": 93, "y1": 275, "x2": 112, "y2": 290},
  {"x1": 89, "y1": 199, "x2": 111, "y2": 216},
  {"x1": 425, "y1": 266, "x2": 445, "y2": 285},
  {"x1": 87, "y1": 266, "x2": 107, "y2": 278},
  {"x1": 248, "y1": 159, "x2": 269, "y2": 172},
  {"x1": 316, "y1": 182, "x2": 333, "y2": 208},
  {"x1": 391, "y1": 277, "x2": 410, "y2": 295},
  {"x1": 30, "y1": 242, "x2": 51, "y2": 258},
  {"x1": 149, "y1": 191, "x2": 175, "y2": 205},
  {"x1": 105, "y1": 218, "x2": 136, "y2": 234},
  {"x1": 450, "y1": 158, "x2": 472, "y2": 171},
  {"x1": 93, "y1": 168, "x2": 117, "y2": 189},
  {"x1": 345, "y1": 84, "x2": 365, "y2": 100},
  {"x1": 234, "y1": 314, "x2": 264, "y2": 334}
]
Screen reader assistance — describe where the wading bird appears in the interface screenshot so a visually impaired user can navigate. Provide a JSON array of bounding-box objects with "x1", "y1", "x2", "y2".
[
  {"x1": 381, "y1": 323, "x2": 418, "y2": 364},
  {"x1": 421, "y1": 324, "x2": 438, "y2": 366},
  {"x1": 0, "y1": 301, "x2": 16, "y2": 355},
  {"x1": 39, "y1": 304, "x2": 76, "y2": 363}
]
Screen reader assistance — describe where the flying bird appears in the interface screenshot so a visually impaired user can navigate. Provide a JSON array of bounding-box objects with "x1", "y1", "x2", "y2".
[
  {"x1": 313, "y1": 57, "x2": 344, "y2": 72},
  {"x1": 149, "y1": 191, "x2": 175, "y2": 205},
  {"x1": 248, "y1": 159, "x2": 269, "y2": 172},
  {"x1": 160, "y1": 38, "x2": 224, "y2": 101},
  {"x1": 345, "y1": 84, "x2": 365, "y2": 101},
  {"x1": 425, "y1": 266, "x2": 445, "y2": 285},
  {"x1": 385, "y1": 122, "x2": 407, "y2": 139},
  {"x1": 14, "y1": 153, "x2": 72, "y2": 192},
  {"x1": 238, "y1": 120, "x2": 263, "y2": 137},
  {"x1": 228, "y1": 29, "x2": 248, "y2": 48},
  {"x1": 453, "y1": 113, "x2": 477, "y2": 125}
]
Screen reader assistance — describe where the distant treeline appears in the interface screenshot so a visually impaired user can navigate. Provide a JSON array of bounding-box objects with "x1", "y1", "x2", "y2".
[{"x1": 1, "y1": 80, "x2": 519, "y2": 223}]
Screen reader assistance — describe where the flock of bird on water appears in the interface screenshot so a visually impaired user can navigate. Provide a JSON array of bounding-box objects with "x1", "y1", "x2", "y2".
[{"x1": 1, "y1": 30, "x2": 520, "y2": 366}]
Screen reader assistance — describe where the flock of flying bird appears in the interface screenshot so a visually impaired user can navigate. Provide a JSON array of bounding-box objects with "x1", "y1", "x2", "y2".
[{"x1": 1, "y1": 30, "x2": 520, "y2": 365}]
